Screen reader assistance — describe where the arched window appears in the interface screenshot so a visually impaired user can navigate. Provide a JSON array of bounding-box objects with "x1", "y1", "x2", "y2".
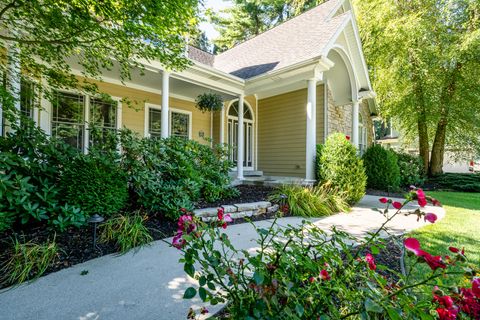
[{"x1": 228, "y1": 101, "x2": 253, "y2": 120}]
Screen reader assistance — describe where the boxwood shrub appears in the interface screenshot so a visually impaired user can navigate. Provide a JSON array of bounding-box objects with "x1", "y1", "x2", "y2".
[
  {"x1": 317, "y1": 133, "x2": 367, "y2": 204},
  {"x1": 396, "y1": 152, "x2": 425, "y2": 187},
  {"x1": 362, "y1": 144, "x2": 401, "y2": 191}
]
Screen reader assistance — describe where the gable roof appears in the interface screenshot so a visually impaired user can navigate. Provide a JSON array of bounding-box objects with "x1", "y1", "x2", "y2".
[{"x1": 197, "y1": 0, "x2": 348, "y2": 79}]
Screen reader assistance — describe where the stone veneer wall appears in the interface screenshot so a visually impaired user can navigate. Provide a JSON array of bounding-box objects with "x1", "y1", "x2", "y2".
[{"x1": 193, "y1": 201, "x2": 279, "y2": 222}]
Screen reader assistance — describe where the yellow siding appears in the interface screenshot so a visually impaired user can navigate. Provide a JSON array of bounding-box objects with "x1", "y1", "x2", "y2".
[
  {"x1": 316, "y1": 84, "x2": 326, "y2": 145},
  {"x1": 89, "y1": 80, "x2": 212, "y2": 145},
  {"x1": 258, "y1": 89, "x2": 307, "y2": 177}
]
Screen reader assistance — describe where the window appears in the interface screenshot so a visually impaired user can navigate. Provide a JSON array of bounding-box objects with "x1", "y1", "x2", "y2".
[
  {"x1": 89, "y1": 97, "x2": 118, "y2": 147},
  {"x1": 148, "y1": 108, "x2": 162, "y2": 138},
  {"x1": 146, "y1": 106, "x2": 191, "y2": 139},
  {"x1": 359, "y1": 113, "x2": 368, "y2": 155},
  {"x1": 20, "y1": 80, "x2": 35, "y2": 119},
  {"x1": 171, "y1": 111, "x2": 190, "y2": 138},
  {"x1": 51, "y1": 91, "x2": 85, "y2": 150},
  {"x1": 228, "y1": 101, "x2": 253, "y2": 120}
]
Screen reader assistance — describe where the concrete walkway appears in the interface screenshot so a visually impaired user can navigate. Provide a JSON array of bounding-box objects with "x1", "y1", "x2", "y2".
[{"x1": 0, "y1": 195, "x2": 444, "y2": 320}]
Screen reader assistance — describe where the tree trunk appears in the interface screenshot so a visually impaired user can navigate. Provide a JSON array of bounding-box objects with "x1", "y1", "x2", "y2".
[
  {"x1": 418, "y1": 113, "x2": 430, "y2": 173},
  {"x1": 429, "y1": 118, "x2": 447, "y2": 176}
]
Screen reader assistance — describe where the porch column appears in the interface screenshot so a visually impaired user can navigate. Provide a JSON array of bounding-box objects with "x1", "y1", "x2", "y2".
[
  {"x1": 220, "y1": 104, "x2": 225, "y2": 144},
  {"x1": 305, "y1": 79, "x2": 317, "y2": 182},
  {"x1": 6, "y1": 40, "x2": 21, "y2": 132},
  {"x1": 161, "y1": 71, "x2": 170, "y2": 138},
  {"x1": 352, "y1": 100, "x2": 360, "y2": 148},
  {"x1": 237, "y1": 94, "x2": 245, "y2": 180}
]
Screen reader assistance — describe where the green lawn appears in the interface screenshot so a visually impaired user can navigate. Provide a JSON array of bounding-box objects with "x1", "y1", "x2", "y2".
[{"x1": 408, "y1": 191, "x2": 480, "y2": 281}]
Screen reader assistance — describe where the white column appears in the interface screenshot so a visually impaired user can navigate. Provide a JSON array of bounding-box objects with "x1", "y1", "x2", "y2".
[
  {"x1": 352, "y1": 100, "x2": 360, "y2": 148},
  {"x1": 7, "y1": 40, "x2": 21, "y2": 130},
  {"x1": 305, "y1": 79, "x2": 317, "y2": 182},
  {"x1": 161, "y1": 71, "x2": 170, "y2": 138},
  {"x1": 237, "y1": 95, "x2": 245, "y2": 180},
  {"x1": 220, "y1": 104, "x2": 225, "y2": 144}
]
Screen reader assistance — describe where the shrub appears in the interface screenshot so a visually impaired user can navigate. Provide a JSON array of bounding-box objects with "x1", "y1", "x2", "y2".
[
  {"x1": 317, "y1": 133, "x2": 367, "y2": 204},
  {"x1": 119, "y1": 130, "x2": 236, "y2": 220},
  {"x1": 99, "y1": 213, "x2": 153, "y2": 253},
  {"x1": 396, "y1": 152, "x2": 425, "y2": 187},
  {"x1": 174, "y1": 192, "x2": 479, "y2": 320},
  {"x1": 362, "y1": 144, "x2": 401, "y2": 191},
  {"x1": 0, "y1": 237, "x2": 58, "y2": 286},
  {"x1": 0, "y1": 119, "x2": 83, "y2": 232},
  {"x1": 60, "y1": 152, "x2": 128, "y2": 217},
  {"x1": 427, "y1": 173, "x2": 480, "y2": 192},
  {"x1": 268, "y1": 183, "x2": 348, "y2": 217}
]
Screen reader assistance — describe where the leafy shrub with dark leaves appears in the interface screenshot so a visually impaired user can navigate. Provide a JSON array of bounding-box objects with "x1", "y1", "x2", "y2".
[
  {"x1": 317, "y1": 133, "x2": 367, "y2": 204},
  {"x1": 60, "y1": 151, "x2": 128, "y2": 218},
  {"x1": 119, "y1": 130, "x2": 237, "y2": 219},
  {"x1": 362, "y1": 144, "x2": 401, "y2": 191},
  {"x1": 396, "y1": 152, "x2": 425, "y2": 187},
  {"x1": 427, "y1": 173, "x2": 480, "y2": 192}
]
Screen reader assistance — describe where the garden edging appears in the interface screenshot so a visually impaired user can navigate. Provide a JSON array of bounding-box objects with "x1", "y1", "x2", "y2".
[{"x1": 193, "y1": 201, "x2": 279, "y2": 222}]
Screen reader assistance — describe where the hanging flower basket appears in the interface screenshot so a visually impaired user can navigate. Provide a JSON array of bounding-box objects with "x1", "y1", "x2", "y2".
[{"x1": 195, "y1": 93, "x2": 224, "y2": 113}]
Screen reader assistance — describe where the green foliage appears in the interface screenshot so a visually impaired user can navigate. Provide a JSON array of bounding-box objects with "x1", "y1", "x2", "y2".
[
  {"x1": 0, "y1": 118, "x2": 86, "y2": 232},
  {"x1": 268, "y1": 183, "x2": 348, "y2": 217},
  {"x1": 60, "y1": 152, "x2": 128, "y2": 218},
  {"x1": 1, "y1": 237, "x2": 58, "y2": 286},
  {"x1": 396, "y1": 152, "x2": 425, "y2": 187},
  {"x1": 427, "y1": 173, "x2": 480, "y2": 192},
  {"x1": 99, "y1": 213, "x2": 153, "y2": 253},
  {"x1": 317, "y1": 133, "x2": 367, "y2": 204},
  {"x1": 362, "y1": 144, "x2": 401, "y2": 191},
  {"x1": 354, "y1": 0, "x2": 480, "y2": 174},
  {"x1": 195, "y1": 93, "x2": 224, "y2": 113},
  {"x1": 177, "y1": 193, "x2": 477, "y2": 319},
  {"x1": 0, "y1": 0, "x2": 199, "y2": 99},
  {"x1": 119, "y1": 130, "x2": 236, "y2": 219}
]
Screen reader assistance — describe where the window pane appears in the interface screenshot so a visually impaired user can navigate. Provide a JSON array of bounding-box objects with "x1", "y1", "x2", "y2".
[
  {"x1": 171, "y1": 112, "x2": 189, "y2": 138},
  {"x1": 52, "y1": 91, "x2": 84, "y2": 150},
  {"x1": 149, "y1": 108, "x2": 162, "y2": 137},
  {"x1": 52, "y1": 92, "x2": 84, "y2": 124},
  {"x1": 90, "y1": 97, "x2": 116, "y2": 129},
  {"x1": 20, "y1": 80, "x2": 35, "y2": 118},
  {"x1": 228, "y1": 103, "x2": 238, "y2": 117},
  {"x1": 52, "y1": 123, "x2": 84, "y2": 150}
]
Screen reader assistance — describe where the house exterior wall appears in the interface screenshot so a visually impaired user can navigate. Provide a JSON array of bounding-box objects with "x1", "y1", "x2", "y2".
[
  {"x1": 361, "y1": 100, "x2": 374, "y2": 146},
  {"x1": 83, "y1": 80, "x2": 213, "y2": 145}
]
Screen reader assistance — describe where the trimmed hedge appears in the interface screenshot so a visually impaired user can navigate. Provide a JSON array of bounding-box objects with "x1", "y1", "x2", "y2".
[
  {"x1": 362, "y1": 144, "x2": 400, "y2": 191},
  {"x1": 317, "y1": 133, "x2": 367, "y2": 204},
  {"x1": 427, "y1": 173, "x2": 480, "y2": 192}
]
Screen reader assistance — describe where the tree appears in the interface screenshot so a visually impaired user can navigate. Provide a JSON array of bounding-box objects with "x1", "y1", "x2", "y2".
[
  {"x1": 0, "y1": 0, "x2": 199, "y2": 111},
  {"x1": 209, "y1": 0, "x2": 326, "y2": 52},
  {"x1": 353, "y1": 0, "x2": 480, "y2": 175}
]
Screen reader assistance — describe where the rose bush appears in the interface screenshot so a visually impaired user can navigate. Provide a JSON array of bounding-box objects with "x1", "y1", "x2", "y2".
[{"x1": 172, "y1": 189, "x2": 479, "y2": 319}]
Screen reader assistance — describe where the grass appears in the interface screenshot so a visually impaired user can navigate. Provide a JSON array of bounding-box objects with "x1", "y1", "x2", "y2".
[
  {"x1": 100, "y1": 213, "x2": 153, "y2": 253},
  {"x1": 408, "y1": 191, "x2": 480, "y2": 283},
  {"x1": 0, "y1": 237, "x2": 58, "y2": 286}
]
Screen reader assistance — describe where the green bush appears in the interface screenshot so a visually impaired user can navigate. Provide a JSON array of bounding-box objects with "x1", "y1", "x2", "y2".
[
  {"x1": 120, "y1": 130, "x2": 236, "y2": 220},
  {"x1": 60, "y1": 152, "x2": 128, "y2": 218},
  {"x1": 362, "y1": 144, "x2": 401, "y2": 191},
  {"x1": 269, "y1": 183, "x2": 348, "y2": 217},
  {"x1": 427, "y1": 173, "x2": 480, "y2": 192},
  {"x1": 0, "y1": 119, "x2": 84, "y2": 232},
  {"x1": 99, "y1": 213, "x2": 153, "y2": 253},
  {"x1": 1, "y1": 237, "x2": 58, "y2": 286},
  {"x1": 317, "y1": 133, "x2": 367, "y2": 204},
  {"x1": 396, "y1": 152, "x2": 425, "y2": 187}
]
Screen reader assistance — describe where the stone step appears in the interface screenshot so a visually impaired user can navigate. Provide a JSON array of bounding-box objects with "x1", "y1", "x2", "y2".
[
  {"x1": 229, "y1": 170, "x2": 264, "y2": 177},
  {"x1": 193, "y1": 201, "x2": 279, "y2": 222}
]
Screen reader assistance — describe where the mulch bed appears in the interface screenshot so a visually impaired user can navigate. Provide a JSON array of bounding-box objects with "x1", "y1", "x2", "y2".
[{"x1": 0, "y1": 184, "x2": 276, "y2": 289}]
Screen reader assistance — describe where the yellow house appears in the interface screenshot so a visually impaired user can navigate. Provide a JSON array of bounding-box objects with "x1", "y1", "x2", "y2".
[{"x1": 4, "y1": 0, "x2": 376, "y2": 183}]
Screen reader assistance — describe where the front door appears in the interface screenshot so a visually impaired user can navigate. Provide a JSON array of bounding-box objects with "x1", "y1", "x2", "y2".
[{"x1": 227, "y1": 101, "x2": 254, "y2": 170}]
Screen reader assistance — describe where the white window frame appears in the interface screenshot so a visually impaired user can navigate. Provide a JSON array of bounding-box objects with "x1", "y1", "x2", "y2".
[
  {"x1": 226, "y1": 100, "x2": 255, "y2": 171},
  {"x1": 47, "y1": 89, "x2": 122, "y2": 153},
  {"x1": 144, "y1": 103, "x2": 192, "y2": 139}
]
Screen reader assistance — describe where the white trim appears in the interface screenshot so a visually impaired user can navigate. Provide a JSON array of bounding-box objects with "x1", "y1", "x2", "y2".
[
  {"x1": 84, "y1": 95, "x2": 90, "y2": 154},
  {"x1": 324, "y1": 78, "x2": 329, "y2": 142},
  {"x1": 220, "y1": 104, "x2": 225, "y2": 144},
  {"x1": 329, "y1": 44, "x2": 359, "y2": 101},
  {"x1": 161, "y1": 72, "x2": 170, "y2": 138},
  {"x1": 305, "y1": 79, "x2": 317, "y2": 182},
  {"x1": 236, "y1": 94, "x2": 245, "y2": 180},
  {"x1": 144, "y1": 103, "x2": 193, "y2": 139},
  {"x1": 255, "y1": 95, "x2": 258, "y2": 171}
]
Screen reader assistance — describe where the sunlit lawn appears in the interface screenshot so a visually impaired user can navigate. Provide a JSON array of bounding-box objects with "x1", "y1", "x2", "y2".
[{"x1": 408, "y1": 191, "x2": 480, "y2": 283}]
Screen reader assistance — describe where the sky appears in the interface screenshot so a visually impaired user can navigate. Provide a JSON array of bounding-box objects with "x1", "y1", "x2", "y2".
[{"x1": 199, "y1": 0, "x2": 233, "y2": 40}]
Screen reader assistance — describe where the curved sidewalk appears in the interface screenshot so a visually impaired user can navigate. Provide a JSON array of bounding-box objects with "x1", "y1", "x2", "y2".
[{"x1": 0, "y1": 195, "x2": 444, "y2": 320}]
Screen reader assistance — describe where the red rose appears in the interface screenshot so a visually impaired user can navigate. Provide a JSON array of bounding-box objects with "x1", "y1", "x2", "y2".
[
  {"x1": 320, "y1": 269, "x2": 331, "y2": 281},
  {"x1": 392, "y1": 201, "x2": 402, "y2": 210},
  {"x1": 424, "y1": 213, "x2": 438, "y2": 223},
  {"x1": 379, "y1": 197, "x2": 388, "y2": 204},
  {"x1": 365, "y1": 253, "x2": 377, "y2": 271}
]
